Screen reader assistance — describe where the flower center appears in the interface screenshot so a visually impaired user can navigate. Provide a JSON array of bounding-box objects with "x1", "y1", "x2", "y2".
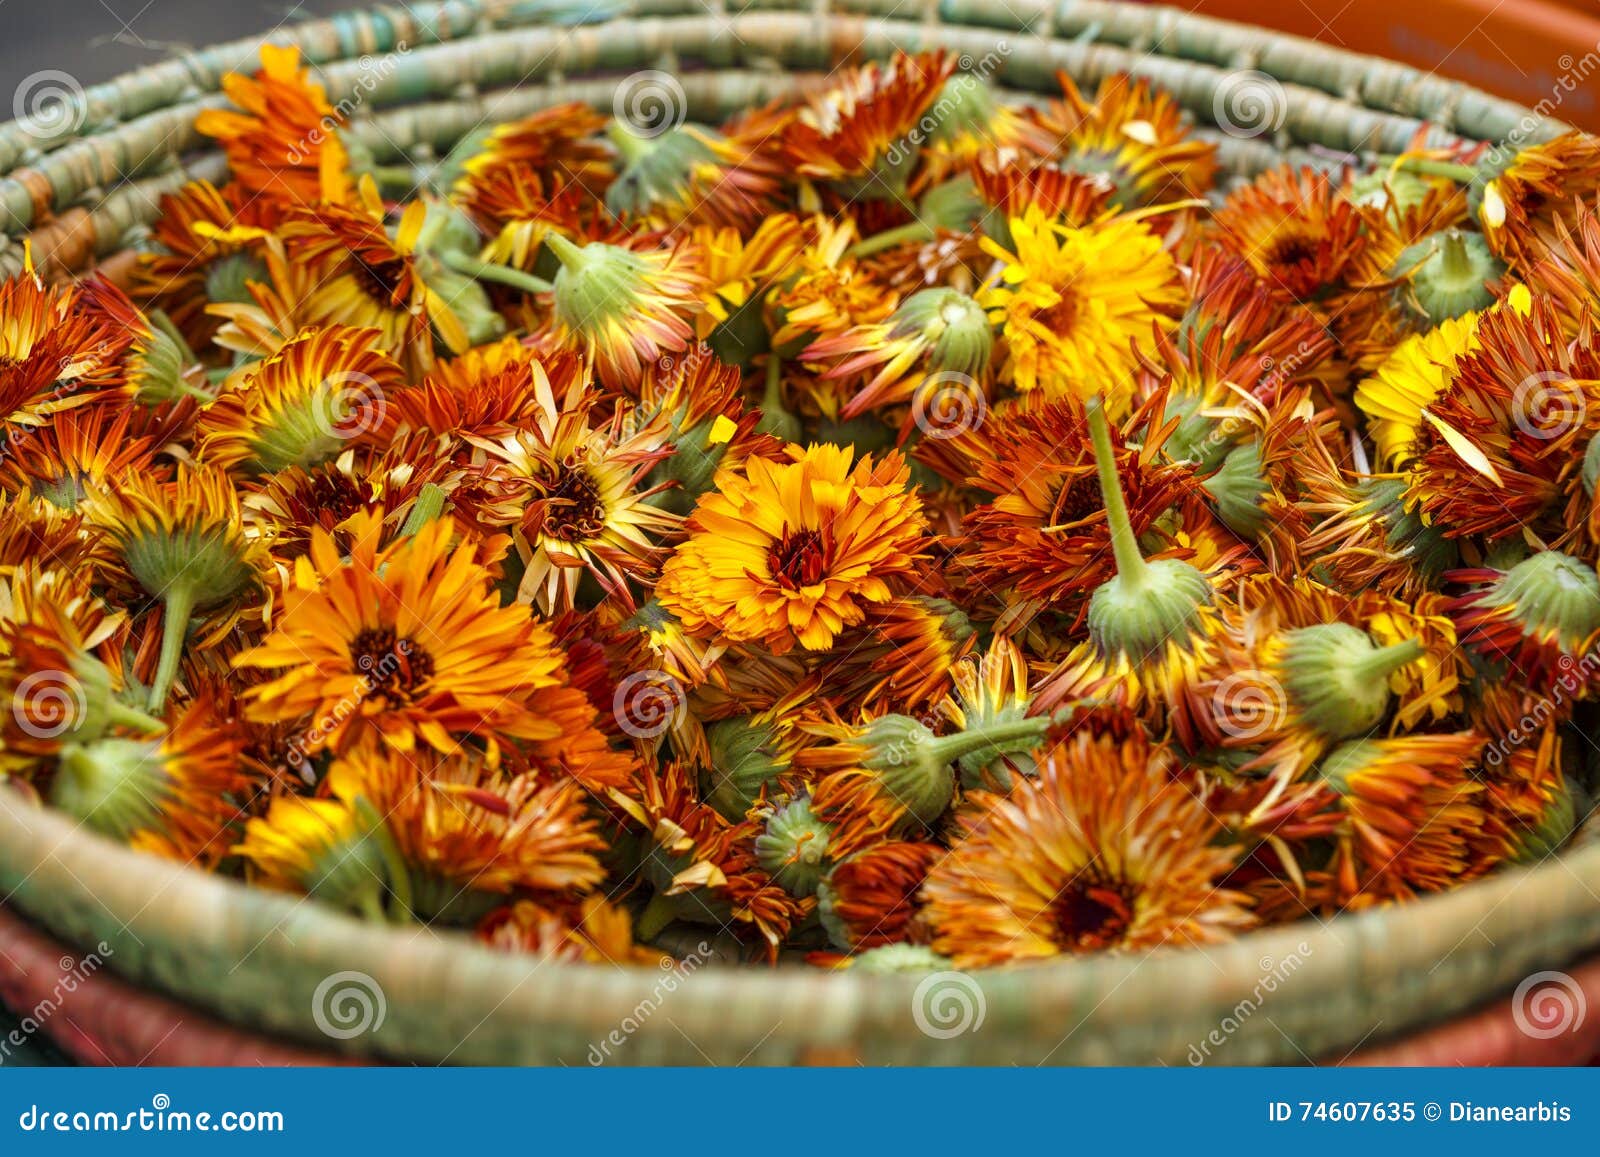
[
  {"x1": 1051, "y1": 472, "x2": 1103, "y2": 525},
  {"x1": 349, "y1": 627, "x2": 435, "y2": 706},
  {"x1": 352, "y1": 257, "x2": 409, "y2": 308},
  {"x1": 767, "y1": 526, "x2": 829, "y2": 589},
  {"x1": 1038, "y1": 289, "x2": 1082, "y2": 336},
  {"x1": 1050, "y1": 879, "x2": 1134, "y2": 952},
  {"x1": 537, "y1": 461, "x2": 607, "y2": 542}
]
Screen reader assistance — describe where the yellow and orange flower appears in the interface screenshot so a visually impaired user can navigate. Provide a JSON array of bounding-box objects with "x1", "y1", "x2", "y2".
[
  {"x1": 194, "y1": 44, "x2": 350, "y2": 210},
  {"x1": 235, "y1": 511, "x2": 571, "y2": 764},
  {"x1": 657, "y1": 444, "x2": 928, "y2": 653},
  {"x1": 923, "y1": 730, "x2": 1253, "y2": 967}
]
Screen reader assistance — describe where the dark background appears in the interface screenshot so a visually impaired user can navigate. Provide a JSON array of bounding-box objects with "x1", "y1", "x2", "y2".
[{"x1": 0, "y1": 0, "x2": 345, "y2": 97}]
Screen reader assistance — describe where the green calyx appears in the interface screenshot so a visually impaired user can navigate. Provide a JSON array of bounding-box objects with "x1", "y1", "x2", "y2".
[
  {"x1": 204, "y1": 252, "x2": 268, "y2": 306},
  {"x1": 892, "y1": 287, "x2": 993, "y2": 382},
  {"x1": 1279, "y1": 624, "x2": 1423, "y2": 740},
  {"x1": 1584, "y1": 433, "x2": 1600, "y2": 497},
  {"x1": 857, "y1": 713, "x2": 1048, "y2": 826},
  {"x1": 753, "y1": 797, "x2": 834, "y2": 897},
  {"x1": 929, "y1": 74, "x2": 998, "y2": 146},
  {"x1": 1508, "y1": 778, "x2": 1580, "y2": 864},
  {"x1": 1204, "y1": 441, "x2": 1270, "y2": 539},
  {"x1": 545, "y1": 232, "x2": 647, "y2": 332},
  {"x1": 851, "y1": 943, "x2": 953, "y2": 974},
  {"x1": 1393, "y1": 229, "x2": 1503, "y2": 322},
  {"x1": 605, "y1": 122, "x2": 719, "y2": 220},
  {"x1": 1316, "y1": 739, "x2": 1381, "y2": 795},
  {"x1": 1480, "y1": 550, "x2": 1600, "y2": 652},
  {"x1": 129, "y1": 325, "x2": 194, "y2": 406},
  {"x1": 1347, "y1": 169, "x2": 1432, "y2": 219},
  {"x1": 701, "y1": 714, "x2": 790, "y2": 821},
  {"x1": 51, "y1": 738, "x2": 170, "y2": 843},
  {"x1": 1355, "y1": 478, "x2": 1459, "y2": 585}
]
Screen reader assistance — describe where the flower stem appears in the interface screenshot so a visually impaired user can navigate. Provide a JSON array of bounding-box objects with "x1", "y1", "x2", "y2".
[
  {"x1": 846, "y1": 221, "x2": 935, "y2": 260},
  {"x1": 926, "y1": 717, "x2": 1049, "y2": 765},
  {"x1": 439, "y1": 249, "x2": 553, "y2": 295},
  {"x1": 369, "y1": 163, "x2": 424, "y2": 190},
  {"x1": 147, "y1": 582, "x2": 197, "y2": 712},
  {"x1": 397, "y1": 483, "x2": 448, "y2": 538},
  {"x1": 635, "y1": 892, "x2": 677, "y2": 942},
  {"x1": 1354, "y1": 638, "x2": 1425, "y2": 681},
  {"x1": 107, "y1": 701, "x2": 166, "y2": 733},
  {"x1": 1376, "y1": 156, "x2": 1479, "y2": 183},
  {"x1": 542, "y1": 230, "x2": 586, "y2": 271},
  {"x1": 1085, "y1": 397, "x2": 1150, "y2": 588}
]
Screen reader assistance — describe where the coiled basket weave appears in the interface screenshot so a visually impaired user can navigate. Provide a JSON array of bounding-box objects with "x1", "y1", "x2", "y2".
[{"x1": 2, "y1": 0, "x2": 1599, "y2": 1066}]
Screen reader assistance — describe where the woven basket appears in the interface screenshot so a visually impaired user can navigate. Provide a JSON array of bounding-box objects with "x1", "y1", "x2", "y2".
[{"x1": 1, "y1": 0, "x2": 1596, "y2": 1065}]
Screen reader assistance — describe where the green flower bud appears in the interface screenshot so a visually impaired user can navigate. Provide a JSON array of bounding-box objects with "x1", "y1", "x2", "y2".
[
  {"x1": 753, "y1": 797, "x2": 833, "y2": 897},
  {"x1": 891, "y1": 286, "x2": 993, "y2": 382},
  {"x1": 1479, "y1": 550, "x2": 1600, "y2": 653},
  {"x1": 1279, "y1": 624, "x2": 1423, "y2": 739},
  {"x1": 702, "y1": 715, "x2": 790, "y2": 821},
  {"x1": 1393, "y1": 229, "x2": 1503, "y2": 322}
]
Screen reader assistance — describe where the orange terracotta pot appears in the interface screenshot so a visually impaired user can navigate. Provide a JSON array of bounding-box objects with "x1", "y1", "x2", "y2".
[{"x1": 1193, "y1": 0, "x2": 1600, "y2": 131}]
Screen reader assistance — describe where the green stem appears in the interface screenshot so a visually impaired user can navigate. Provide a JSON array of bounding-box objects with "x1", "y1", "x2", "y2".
[
  {"x1": 1437, "y1": 229, "x2": 1473, "y2": 282},
  {"x1": 635, "y1": 892, "x2": 677, "y2": 942},
  {"x1": 107, "y1": 701, "x2": 166, "y2": 733},
  {"x1": 439, "y1": 249, "x2": 553, "y2": 295},
  {"x1": 1354, "y1": 638, "x2": 1425, "y2": 680},
  {"x1": 926, "y1": 717, "x2": 1050, "y2": 764},
  {"x1": 147, "y1": 582, "x2": 197, "y2": 712},
  {"x1": 1085, "y1": 397, "x2": 1151, "y2": 588},
  {"x1": 1376, "y1": 156, "x2": 1479, "y2": 183},
  {"x1": 606, "y1": 119, "x2": 654, "y2": 164},
  {"x1": 846, "y1": 221, "x2": 935, "y2": 260},
  {"x1": 369, "y1": 163, "x2": 424, "y2": 190},
  {"x1": 542, "y1": 230, "x2": 586, "y2": 272},
  {"x1": 397, "y1": 483, "x2": 448, "y2": 538}
]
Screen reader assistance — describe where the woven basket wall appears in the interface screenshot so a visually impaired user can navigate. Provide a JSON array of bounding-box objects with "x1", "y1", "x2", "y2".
[{"x1": 0, "y1": 0, "x2": 1595, "y2": 1065}]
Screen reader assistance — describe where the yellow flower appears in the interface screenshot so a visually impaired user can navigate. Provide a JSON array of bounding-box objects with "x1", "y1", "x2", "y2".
[
  {"x1": 978, "y1": 207, "x2": 1182, "y2": 405},
  {"x1": 1354, "y1": 311, "x2": 1483, "y2": 468}
]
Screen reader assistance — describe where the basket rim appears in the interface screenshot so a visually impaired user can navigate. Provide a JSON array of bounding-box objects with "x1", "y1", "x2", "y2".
[
  {"x1": 5, "y1": 785, "x2": 1599, "y2": 1064},
  {"x1": 0, "y1": 1, "x2": 1593, "y2": 1064}
]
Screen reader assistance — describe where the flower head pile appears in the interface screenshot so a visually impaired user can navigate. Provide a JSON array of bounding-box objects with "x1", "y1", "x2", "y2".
[{"x1": 4, "y1": 46, "x2": 1598, "y2": 971}]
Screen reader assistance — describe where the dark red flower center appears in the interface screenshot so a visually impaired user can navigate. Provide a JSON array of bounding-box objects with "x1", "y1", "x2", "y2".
[
  {"x1": 537, "y1": 461, "x2": 606, "y2": 542},
  {"x1": 352, "y1": 257, "x2": 409, "y2": 308},
  {"x1": 768, "y1": 526, "x2": 829, "y2": 589},
  {"x1": 1050, "y1": 880, "x2": 1134, "y2": 952},
  {"x1": 349, "y1": 626, "x2": 435, "y2": 705}
]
